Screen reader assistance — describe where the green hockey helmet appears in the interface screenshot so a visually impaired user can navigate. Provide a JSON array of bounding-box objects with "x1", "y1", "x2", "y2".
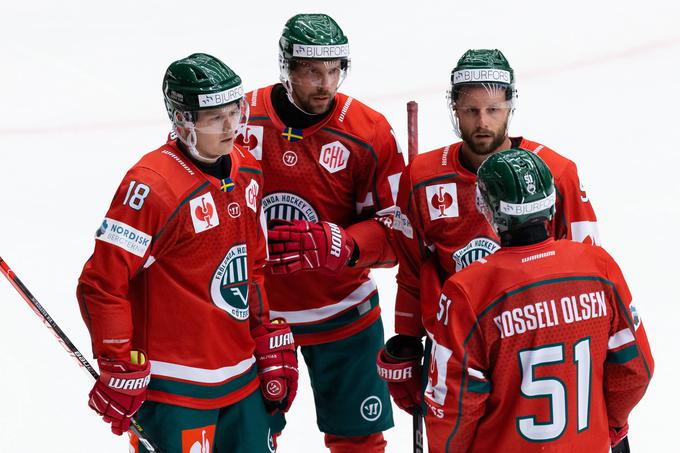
[
  {"x1": 447, "y1": 49, "x2": 517, "y2": 137},
  {"x1": 279, "y1": 14, "x2": 351, "y2": 110},
  {"x1": 163, "y1": 53, "x2": 248, "y2": 159},
  {"x1": 476, "y1": 148, "x2": 555, "y2": 233}
]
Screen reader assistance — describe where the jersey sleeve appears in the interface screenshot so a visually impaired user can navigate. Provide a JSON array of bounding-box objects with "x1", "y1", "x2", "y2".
[
  {"x1": 349, "y1": 116, "x2": 404, "y2": 268},
  {"x1": 553, "y1": 160, "x2": 600, "y2": 245},
  {"x1": 424, "y1": 279, "x2": 490, "y2": 452},
  {"x1": 392, "y1": 162, "x2": 428, "y2": 337},
  {"x1": 249, "y1": 187, "x2": 271, "y2": 329},
  {"x1": 603, "y1": 254, "x2": 654, "y2": 428},
  {"x1": 76, "y1": 167, "x2": 172, "y2": 360}
]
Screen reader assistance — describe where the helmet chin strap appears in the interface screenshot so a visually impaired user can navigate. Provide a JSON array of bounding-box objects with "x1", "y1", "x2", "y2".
[{"x1": 175, "y1": 124, "x2": 220, "y2": 164}]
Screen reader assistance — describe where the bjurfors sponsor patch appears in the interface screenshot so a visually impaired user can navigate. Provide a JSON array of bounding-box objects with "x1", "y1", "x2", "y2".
[
  {"x1": 292, "y1": 43, "x2": 349, "y2": 58},
  {"x1": 393, "y1": 207, "x2": 413, "y2": 239},
  {"x1": 570, "y1": 221, "x2": 601, "y2": 246},
  {"x1": 452, "y1": 236, "x2": 500, "y2": 271},
  {"x1": 190, "y1": 192, "x2": 220, "y2": 234},
  {"x1": 426, "y1": 183, "x2": 459, "y2": 220},
  {"x1": 96, "y1": 218, "x2": 151, "y2": 257},
  {"x1": 319, "y1": 141, "x2": 349, "y2": 173}
]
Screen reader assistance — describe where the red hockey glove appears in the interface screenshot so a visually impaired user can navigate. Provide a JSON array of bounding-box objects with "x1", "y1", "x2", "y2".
[
  {"x1": 267, "y1": 220, "x2": 355, "y2": 276},
  {"x1": 376, "y1": 335, "x2": 424, "y2": 415},
  {"x1": 610, "y1": 423, "x2": 630, "y2": 453},
  {"x1": 252, "y1": 320, "x2": 299, "y2": 413},
  {"x1": 88, "y1": 351, "x2": 150, "y2": 436}
]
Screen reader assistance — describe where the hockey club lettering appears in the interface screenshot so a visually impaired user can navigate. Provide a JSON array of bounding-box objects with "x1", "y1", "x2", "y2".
[
  {"x1": 319, "y1": 141, "x2": 349, "y2": 173},
  {"x1": 181, "y1": 425, "x2": 215, "y2": 453},
  {"x1": 493, "y1": 290, "x2": 608, "y2": 339},
  {"x1": 360, "y1": 395, "x2": 382, "y2": 421},
  {"x1": 282, "y1": 150, "x2": 298, "y2": 166},
  {"x1": 96, "y1": 218, "x2": 151, "y2": 258},
  {"x1": 452, "y1": 237, "x2": 500, "y2": 271},
  {"x1": 190, "y1": 193, "x2": 220, "y2": 234},
  {"x1": 210, "y1": 244, "x2": 250, "y2": 320},
  {"x1": 237, "y1": 125, "x2": 263, "y2": 161},
  {"x1": 426, "y1": 183, "x2": 459, "y2": 220},
  {"x1": 227, "y1": 202, "x2": 241, "y2": 218},
  {"x1": 245, "y1": 179, "x2": 259, "y2": 213},
  {"x1": 292, "y1": 43, "x2": 350, "y2": 58},
  {"x1": 262, "y1": 192, "x2": 319, "y2": 223},
  {"x1": 452, "y1": 68, "x2": 511, "y2": 85}
]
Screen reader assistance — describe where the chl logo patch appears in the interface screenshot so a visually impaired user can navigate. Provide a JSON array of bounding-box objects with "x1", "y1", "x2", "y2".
[
  {"x1": 262, "y1": 192, "x2": 319, "y2": 223},
  {"x1": 237, "y1": 125, "x2": 263, "y2": 161},
  {"x1": 190, "y1": 192, "x2": 220, "y2": 234},
  {"x1": 210, "y1": 244, "x2": 249, "y2": 320},
  {"x1": 452, "y1": 236, "x2": 500, "y2": 271},
  {"x1": 360, "y1": 396, "x2": 383, "y2": 421},
  {"x1": 319, "y1": 141, "x2": 349, "y2": 173},
  {"x1": 246, "y1": 179, "x2": 259, "y2": 213},
  {"x1": 426, "y1": 183, "x2": 459, "y2": 220},
  {"x1": 181, "y1": 425, "x2": 215, "y2": 453}
]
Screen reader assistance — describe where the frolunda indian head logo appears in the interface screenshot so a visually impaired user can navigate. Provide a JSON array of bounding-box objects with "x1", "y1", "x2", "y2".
[{"x1": 210, "y1": 244, "x2": 249, "y2": 320}]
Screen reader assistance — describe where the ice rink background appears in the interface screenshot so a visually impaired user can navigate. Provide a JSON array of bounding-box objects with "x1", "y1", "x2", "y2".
[{"x1": 1, "y1": 1, "x2": 678, "y2": 451}]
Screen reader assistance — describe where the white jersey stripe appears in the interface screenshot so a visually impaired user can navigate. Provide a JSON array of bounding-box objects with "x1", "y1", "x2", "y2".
[
  {"x1": 608, "y1": 328, "x2": 635, "y2": 350},
  {"x1": 150, "y1": 356, "x2": 255, "y2": 384}
]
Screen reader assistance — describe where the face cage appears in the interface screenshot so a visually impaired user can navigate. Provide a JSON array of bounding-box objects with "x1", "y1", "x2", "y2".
[
  {"x1": 171, "y1": 97, "x2": 250, "y2": 159},
  {"x1": 446, "y1": 83, "x2": 517, "y2": 138},
  {"x1": 279, "y1": 56, "x2": 350, "y2": 110}
]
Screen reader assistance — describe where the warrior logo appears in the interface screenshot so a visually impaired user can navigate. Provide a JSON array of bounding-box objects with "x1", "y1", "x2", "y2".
[
  {"x1": 452, "y1": 236, "x2": 500, "y2": 271},
  {"x1": 236, "y1": 125, "x2": 263, "y2": 160},
  {"x1": 228, "y1": 202, "x2": 241, "y2": 218},
  {"x1": 190, "y1": 193, "x2": 220, "y2": 233},
  {"x1": 360, "y1": 396, "x2": 382, "y2": 422},
  {"x1": 426, "y1": 183, "x2": 459, "y2": 220},
  {"x1": 262, "y1": 192, "x2": 319, "y2": 223},
  {"x1": 282, "y1": 150, "x2": 298, "y2": 166},
  {"x1": 210, "y1": 244, "x2": 249, "y2": 320}
]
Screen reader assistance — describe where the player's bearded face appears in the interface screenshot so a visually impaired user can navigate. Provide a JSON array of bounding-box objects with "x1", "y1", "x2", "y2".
[
  {"x1": 290, "y1": 59, "x2": 342, "y2": 114},
  {"x1": 455, "y1": 86, "x2": 511, "y2": 156}
]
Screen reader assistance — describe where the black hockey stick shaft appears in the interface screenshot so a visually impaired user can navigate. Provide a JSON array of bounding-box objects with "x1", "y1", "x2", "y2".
[
  {"x1": 0, "y1": 256, "x2": 162, "y2": 453},
  {"x1": 413, "y1": 407, "x2": 424, "y2": 453}
]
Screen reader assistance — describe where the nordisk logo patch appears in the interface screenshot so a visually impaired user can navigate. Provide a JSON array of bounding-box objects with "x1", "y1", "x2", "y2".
[
  {"x1": 293, "y1": 44, "x2": 349, "y2": 58},
  {"x1": 262, "y1": 192, "x2": 319, "y2": 223},
  {"x1": 96, "y1": 218, "x2": 151, "y2": 258},
  {"x1": 393, "y1": 207, "x2": 413, "y2": 239},
  {"x1": 452, "y1": 236, "x2": 500, "y2": 271},
  {"x1": 210, "y1": 244, "x2": 249, "y2": 320}
]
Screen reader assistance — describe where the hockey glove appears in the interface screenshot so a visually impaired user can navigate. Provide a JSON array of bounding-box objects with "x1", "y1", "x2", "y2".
[
  {"x1": 252, "y1": 320, "x2": 299, "y2": 413},
  {"x1": 376, "y1": 335, "x2": 424, "y2": 415},
  {"x1": 610, "y1": 424, "x2": 630, "y2": 453},
  {"x1": 267, "y1": 220, "x2": 355, "y2": 276},
  {"x1": 88, "y1": 350, "x2": 150, "y2": 436}
]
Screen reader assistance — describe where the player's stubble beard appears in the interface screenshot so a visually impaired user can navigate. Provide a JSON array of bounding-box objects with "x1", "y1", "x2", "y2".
[
  {"x1": 461, "y1": 119, "x2": 509, "y2": 157},
  {"x1": 295, "y1": 86, "x2": 335, "y2": 115}
]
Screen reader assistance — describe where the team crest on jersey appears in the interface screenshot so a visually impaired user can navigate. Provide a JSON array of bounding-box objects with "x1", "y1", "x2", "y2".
[
  {"x1": 452, "y1": 236, "x2": 500, "y2": 271},
  {"x1": 190, "y1": 193, "x2": 220, "y2": 234},
  {"x1": 426, "y1": 183, "x2": 459, "y2": 220},
  {"x1": 210, "y1": 244, "x2": 249, "y2": 320},
  {"x1": 262, "y1": 192, "x2": 319, "y2": 223},
  {"x1": 237, "y1": 125, "x2": 263, "y2": 160},
  {"x1": 319, "y1": 141, "x2": 349, "y2": 173},
  {"x1": 181, "y1": 425, "x2": 215, "y2": 453}
]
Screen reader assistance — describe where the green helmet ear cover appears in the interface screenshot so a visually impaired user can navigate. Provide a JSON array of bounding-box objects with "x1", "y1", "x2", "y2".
[
  {"x1": 450, "y1": 49, "x2": 515, "y2": 101},
  {"x1": 476, "y1": 148, "x2": 555, "y2": 233},
  {"x1": 163, "y1": 53, "x2": 243, "y2": 119},
  {"x1": 279, "y1": 13, "x2": 350, "y2": 60}
]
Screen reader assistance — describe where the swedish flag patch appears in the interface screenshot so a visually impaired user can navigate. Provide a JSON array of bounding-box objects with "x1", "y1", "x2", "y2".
[
  {"x1": 220, "y1": 178, "x2": 235, "y2": 192},
  {"x1": 281, "y1": 127, "x2": 303, "y2": 142}
]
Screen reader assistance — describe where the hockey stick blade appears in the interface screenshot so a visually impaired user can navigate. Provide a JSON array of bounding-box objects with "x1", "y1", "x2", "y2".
[{"x1": 0, "y1": 256, "x2": 162, "y2": 452}]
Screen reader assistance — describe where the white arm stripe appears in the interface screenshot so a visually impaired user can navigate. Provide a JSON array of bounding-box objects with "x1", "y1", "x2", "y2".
[{"x1": 608, "y1": 328, "x2": 635, "y2": 350}]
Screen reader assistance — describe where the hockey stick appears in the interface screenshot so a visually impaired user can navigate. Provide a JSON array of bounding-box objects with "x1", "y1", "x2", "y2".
[
  {"x1": 0, "y1": 256, "x2": 162, "y2": 453},
  {"x1": 406, "y1": 101, "x2": 424, "y2": 453}
]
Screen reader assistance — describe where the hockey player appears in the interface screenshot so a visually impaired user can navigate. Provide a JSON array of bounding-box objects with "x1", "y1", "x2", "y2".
[
  {"x1": 377, "y1": 49, "x2": 600, "y2": 417},
  {"x1": 423, "y1": 148, "x2": 653, "y2": 452},
  {"x1": 77, "y1": 53, "x2": 298, "y2": 453},
  {"x1": 237, "y1": 13, "x2": 404, "y2": 453}
]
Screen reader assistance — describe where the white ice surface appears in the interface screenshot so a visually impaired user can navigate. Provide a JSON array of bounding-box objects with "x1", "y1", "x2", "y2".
[{"x1": 1, "y1": 1, "x2": 678, "y2": 451}]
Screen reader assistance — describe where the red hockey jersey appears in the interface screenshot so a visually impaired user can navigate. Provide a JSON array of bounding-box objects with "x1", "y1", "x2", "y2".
[
  {"x1": 77, "y1": 136, "x2": 269, "y2": 410},
  {"x1": 424, "y1": 239, "x2": 654, "y2": 453},
  {"x1": 238, "y1": 85, "x2": 405, "y2": 345},
  {"x1": 393, "y1": 138, "x2": 599, "y2": 336}
]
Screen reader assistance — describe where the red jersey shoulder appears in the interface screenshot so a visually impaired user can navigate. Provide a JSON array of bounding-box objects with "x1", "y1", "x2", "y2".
[
  {"x1": 245, "y1": 86, "x2": 271, "y2": 118},
  {"x1": 518, "y1": 137, "x2": 576, "y2": 183},
  {"x1": 133, "y1": 143, "x2": 204, "y2": 203},
  {"x1": 325, "y1": 92, "x2": 390, "y2": 143},
  {"x1": 408, "y1": 143, "x2": 461, "y2": 186}
]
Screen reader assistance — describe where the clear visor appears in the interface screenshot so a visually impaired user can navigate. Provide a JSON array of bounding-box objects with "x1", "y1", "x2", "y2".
[
  {"x1": 281, "y1": 58, "x2": 350, "y2": 92},
  {"x1": 174, "y1": 97, "x2": 250, "y2": 136},
  {"x1": 475, "y1": 184, "x2": 496, "y2": 229},
  {"x1": 446, "y1": 83, "x2": 516, "y2": 138}
]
